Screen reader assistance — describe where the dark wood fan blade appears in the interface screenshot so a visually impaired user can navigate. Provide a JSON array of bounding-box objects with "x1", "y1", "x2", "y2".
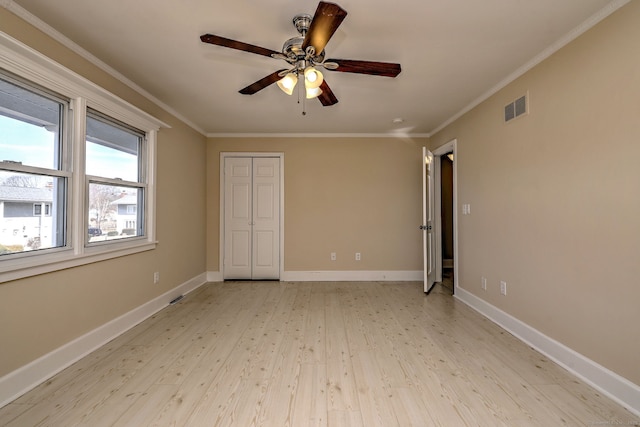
[
  {"x1": 239, "y1": 70, "x2": 288, "y2": 95},
  {"x1": 317, "y1": 80, "x2": 338, "y2": 106},
  {"x1": 200, "y1": 34, "x2": 280, "y2": 58},
  {"x1": 325, "y1": 59, "x2": 402, "y2": 77},
  {"x1": 301, "y1": 2, "x2": 347, "y2": 55}
]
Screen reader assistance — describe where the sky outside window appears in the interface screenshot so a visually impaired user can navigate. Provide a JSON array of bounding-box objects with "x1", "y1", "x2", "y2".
[
  {"x1": 85, "y1": 141, "x2": 138, "y2": 182},
  {"x1": 1, "y1": 115, "x2": 137, "y2": 184},
  {"x1": 0, "y1": 115, "x2": 56, "y2": 170}
]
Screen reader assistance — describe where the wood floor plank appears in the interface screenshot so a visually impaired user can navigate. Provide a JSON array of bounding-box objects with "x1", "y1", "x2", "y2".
[
  {"x1": 351, "y1": 350, "x2": 400, "y2": 427},
  {"x1": 533, "y1": 383, "x2": 637, "y2": 426},
  {"x1": 0, "y1": 403, "x2": 35, "y2": 427},
  {"x1": 388, "y1": 387, "x2": 437, "y2": 426},
  {"x1": 2, "y1": 401, "x2": 54, "y2": 427},
  {"x1": 109, "y1": 384, "x2": 177, "y2": 426},
  {"x1": 40, "y1": 367, "x2": 138, "y2": 426},
  {"x1": 0, "y1": 281, "x2": 637, "y2": 426},
  {"x1": 301, "y1": 286, "x2": 327, "y2": 364},
  {"x1": 290, "y1": 363, "x2": 328, "y2": 427},
  {"x1": 256, "y1": 306, "x2": 308, "y2": 424},
  {"x1": 324, "y1": 290, "x2": 362, "y2": 415},
  {"x1": 327, "y1": 410, "x2": 364, "y2": 427}
]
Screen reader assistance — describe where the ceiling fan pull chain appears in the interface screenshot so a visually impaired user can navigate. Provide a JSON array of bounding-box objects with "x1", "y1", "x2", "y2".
[{"x1": 302, "y1": 86, "x2": 307, "y2": 116}]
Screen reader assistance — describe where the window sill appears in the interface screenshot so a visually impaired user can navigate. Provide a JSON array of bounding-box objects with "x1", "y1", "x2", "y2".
[{"x1": 0, "y1": 240, "x2": 158, "y2": 284}]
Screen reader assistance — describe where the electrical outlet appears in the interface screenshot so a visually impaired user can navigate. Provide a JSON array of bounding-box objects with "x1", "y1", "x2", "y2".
[
  {"x1": 154, "y1": 272, "x2": 160, "y2": 284},
  {"x1": 481, "y1": 277, "x2": 487, "y2": 290},
  {"x1": 330, "y1": 252, "x2": 336, "y2": 261},
  {"x1": 355, "y1": 252, "x2": 361, "y2": 261},
  {"x1": 500, "y1": 281, "x2": 507, "y2": 295}
]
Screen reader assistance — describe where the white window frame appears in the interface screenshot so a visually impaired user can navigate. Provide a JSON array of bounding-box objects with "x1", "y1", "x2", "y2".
[
  {"x1": 85, "y1": 108, "x2": 147, "y2": 246},
  {"x1": 0, "y1": 32, "x2": 168, "y2": 283}
]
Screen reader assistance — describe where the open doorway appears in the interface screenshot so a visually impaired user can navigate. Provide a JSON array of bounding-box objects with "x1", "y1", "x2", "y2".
[
  {"x1": 433, "y1": 139, "x2": 457, "y2": 294},
  {"x1": 439, "y1": 152, "x2": 454, "y2": 293}
]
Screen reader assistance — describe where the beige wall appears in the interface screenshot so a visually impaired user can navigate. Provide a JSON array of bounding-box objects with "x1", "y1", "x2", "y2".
[
  {"x1": 0, "y1": 9, "x2": 207, "y2": 376},
  {"x1": 430, "y1": 1, "x2": 640, "y2": 385},
  {"x1": 207, "y1": 137, "x2": 426, "y2": 273}
]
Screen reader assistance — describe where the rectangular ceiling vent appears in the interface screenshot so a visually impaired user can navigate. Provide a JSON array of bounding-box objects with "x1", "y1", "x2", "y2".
[{"x1": 504, "y1": 94, "x2": 528, "y2": 122}]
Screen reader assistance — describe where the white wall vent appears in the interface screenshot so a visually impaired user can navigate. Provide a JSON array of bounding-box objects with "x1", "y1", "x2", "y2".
[{"x1": 504, "y1": 94, "x2": 528, "y2": 122}]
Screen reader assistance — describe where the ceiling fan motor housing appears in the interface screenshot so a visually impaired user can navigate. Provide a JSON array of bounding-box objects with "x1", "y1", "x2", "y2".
[
  {"x1": 282, "y1": 37, "x2": 325, "y2": 65},
  {"x1": 283, "y1": 13, "x2": 326, "y2": 66},
  {"x1": 293, "y1": 13, "x2": 312, "y2": 35}
]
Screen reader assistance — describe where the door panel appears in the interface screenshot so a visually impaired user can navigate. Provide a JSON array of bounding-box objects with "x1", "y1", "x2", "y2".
[
  {"x1": 252, "y1": 158, "x2": 280, "y2": 279},
  {"x1": 231, "y1": 230, "x2": 251, "y2": 268},
  {"x1": 231, "y1": 183, "x2": 250, "y2": 219},
  {"x1": 423, "y1": 147, "x2": 436, "y2": 293},
  {"x1": 255, "y1": 183, "x2": 274, "y2": 219},
  {"x1": 254, "y1": 230, "x2": 275, "y2": 266},
  {"x1": 225, "y1": 158, "x2": 253, "y2": 279}
]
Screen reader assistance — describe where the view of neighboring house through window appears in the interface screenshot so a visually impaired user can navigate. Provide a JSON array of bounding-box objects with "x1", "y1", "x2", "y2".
[
  {"x1": 0, "y1": 72, "x2": 67, "y2": 255},
  {"x1": 86, "y1": 109, "x2": 145, "y2": 243}
]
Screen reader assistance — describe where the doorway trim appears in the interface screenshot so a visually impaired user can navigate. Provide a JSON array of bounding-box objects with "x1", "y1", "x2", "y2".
[
  {"x1": 433, "y1": 139, "x2": 458, "y2": 292},
  {"x1": 219, "y1": 152, "x2": 285, "y2": 280}
]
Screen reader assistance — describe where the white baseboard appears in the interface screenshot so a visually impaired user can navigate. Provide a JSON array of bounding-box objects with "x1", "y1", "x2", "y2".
[
  {"x1": 207, "y1": 270, "x2": 422, "y2": 282},
  {"x1": 281, "y1": 270, "x2": 422, "y2": 282},
  {"x1": 454, "y1": 286, "x2": 640, "y2": 417},
  {"x1": 0, "y1": 272, "x2": 208, "y2": 408}
]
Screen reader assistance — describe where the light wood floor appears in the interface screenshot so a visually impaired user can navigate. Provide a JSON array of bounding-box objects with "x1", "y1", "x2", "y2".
[{"x1": 1, "y1": 281, "x2": 637, "y2": 426}]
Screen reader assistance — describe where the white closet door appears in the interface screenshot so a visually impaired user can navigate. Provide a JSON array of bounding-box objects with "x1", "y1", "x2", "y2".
[
  {"x1": 224, "y1": 157, "x2": 252, "y2": 279},
  {"x1": 252, "y1": 157, "x2": 280, "y2": 279},
  {"x1": 224, "y1": 157, "x2": 280, "y2": 280}
]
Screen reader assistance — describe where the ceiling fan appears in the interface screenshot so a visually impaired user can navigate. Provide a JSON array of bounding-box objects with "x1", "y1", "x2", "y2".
[{"x1": 200, "y1": 1, "x2": 401, "y2": 107}]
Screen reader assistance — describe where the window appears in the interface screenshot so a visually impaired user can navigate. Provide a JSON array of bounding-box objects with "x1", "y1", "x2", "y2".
[
  {"x1": 86, "y1": 110, "x2": 145, "y2": 243},
  {"x1": 1, "y1": 33, "x2": 165, "y2": 282},
  {"x1": 0, "y1": 73, "x2": 68, "y2": 255},
  {"x1": 33, "y1": 203, "x2": 51, "y2": 216}
]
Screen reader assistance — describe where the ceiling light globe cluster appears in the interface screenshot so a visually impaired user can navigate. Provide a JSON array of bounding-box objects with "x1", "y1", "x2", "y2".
[
  {"x1": 304, "y1": 67, "x2": 323, "y2": 88},
  {"x1": 277, "y1": 66, "x2": 324, "y2": 99}
]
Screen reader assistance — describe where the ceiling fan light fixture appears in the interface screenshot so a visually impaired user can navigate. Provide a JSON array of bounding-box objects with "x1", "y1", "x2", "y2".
[
  {"x1": 277, "y1": 73, "x2": 298, "y2": 95},
  {"x1": 305, "y1": 86, "x2": 323, "y2": 99},
  {"x1": 304, "y1": 66, "x2": 323, "y2": 89}
]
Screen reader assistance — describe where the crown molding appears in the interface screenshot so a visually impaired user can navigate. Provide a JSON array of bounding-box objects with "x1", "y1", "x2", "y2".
[
  {"x1": 427, "y1": 0, "x2": 631, "y2": 137},
  {"x1": 206, "y1": 132, "x2": 430, "y2": 139}
]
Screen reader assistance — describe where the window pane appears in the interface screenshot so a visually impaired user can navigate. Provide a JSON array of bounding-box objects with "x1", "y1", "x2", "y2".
[
  {"x1": 88, "y1": 183, "x2": 142, "y2": 242},
  {"x1": 86, "y1": 112, "x2": 141, "y2": 181},
  {"x1": 0, "y1": 172, "x2": 66, "y2": 255},
  {"x1": 0, "y1": 76, "x2": 63, "y2": 169}
]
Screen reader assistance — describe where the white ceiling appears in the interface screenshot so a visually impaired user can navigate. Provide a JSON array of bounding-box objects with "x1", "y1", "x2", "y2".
[{"x1": 9, "y1": 0, "x2": 622, "y2": 136}]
